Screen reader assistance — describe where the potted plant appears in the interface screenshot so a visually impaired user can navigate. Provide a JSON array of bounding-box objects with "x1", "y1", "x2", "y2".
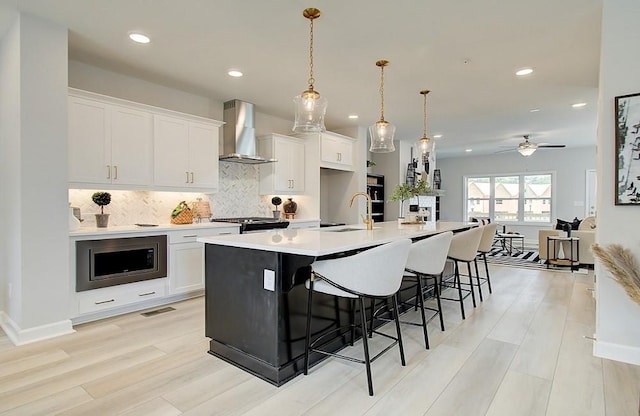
[
  {"x1": 92, "y1": 191, "x2": 111, "y2": 228},
  {"x1": 271, "y1": 196, "x2": 282, "y2": 219},
  {"x1": 389, "y1": 183, "x2": 417, "y2": 222}
]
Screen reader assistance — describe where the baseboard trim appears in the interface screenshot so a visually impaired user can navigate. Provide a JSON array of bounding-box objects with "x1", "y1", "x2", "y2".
[
  {"x1": 0, "y1": 311, "x2": 75, "y2": 346},
  {"x1": 594, "y1": 339, "x2": 640, "y2": 365}
]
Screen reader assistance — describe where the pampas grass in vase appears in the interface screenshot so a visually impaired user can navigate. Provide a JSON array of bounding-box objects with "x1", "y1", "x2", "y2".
[{"x1": 592, "y1": 244, "x2": 640, "y2": 305}]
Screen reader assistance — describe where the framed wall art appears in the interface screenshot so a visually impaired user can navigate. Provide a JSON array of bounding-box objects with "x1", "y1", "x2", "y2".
[{"x1": 615, "y1": 92, "x2": 640, "y2": 205}]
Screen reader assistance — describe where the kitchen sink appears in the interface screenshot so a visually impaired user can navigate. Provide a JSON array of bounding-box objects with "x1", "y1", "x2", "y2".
[{"x1": 322, "y1": 226, "x2": 380, "y2": 232}]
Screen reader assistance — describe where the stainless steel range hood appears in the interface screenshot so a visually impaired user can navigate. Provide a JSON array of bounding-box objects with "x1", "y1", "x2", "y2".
[{"x1": 219, "y1": 99, "x2": 276, "y2": 164}]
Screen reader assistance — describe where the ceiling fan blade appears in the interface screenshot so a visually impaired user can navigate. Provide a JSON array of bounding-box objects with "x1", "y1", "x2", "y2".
[
  {"x1": 538, "y1": 144, "x2": 566, "y2": 148},
  {"x1": 494, "y1": 148, "x2": 515, "y2": 154}
]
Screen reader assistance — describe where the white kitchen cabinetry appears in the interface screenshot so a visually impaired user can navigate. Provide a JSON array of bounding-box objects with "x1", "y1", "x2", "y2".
[
  {"x1": 68, "y1": 93, "x2": 153, "y2": 187},
  {"x1": 258, "y1": 134, "x2": 305, "y2": 194},
  {"x1": 320, "y1": 132, "x2": 355, "y2": 171},
  {"x1": 168, "y1": 226, "x2": 238, "y2": 295},
  {"x1": 76, "y1": 279, "x2": 166, "y2": 316},
  {"x1": 154, "y1": 115, "x2": 222, "y2": 192}
]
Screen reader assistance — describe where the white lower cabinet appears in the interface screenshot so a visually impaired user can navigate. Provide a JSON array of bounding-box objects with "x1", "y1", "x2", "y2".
[
  {"x1": 168, "y1": 227, "x2": 238, "y2": 295},
  {"x1": 77, "y1": 279, "x2": 166, "y2": 315}
]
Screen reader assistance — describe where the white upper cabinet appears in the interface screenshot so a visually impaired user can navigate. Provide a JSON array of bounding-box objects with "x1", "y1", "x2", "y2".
[
  {"x1": 154, "y1": 115, "x2": 220, "y2": 191},
  {"x1": 68, "y1": 94, "x2": 153, "y2": 187},
  {"x1": 320, "y1": 131, "x2": 355, "y2": 171},
  {"x1": 68, "y1": 88, "x2": 222, "y2": 192},
  {"x1": 258, "y1": 134, "x2": 305, "y2": 194}
]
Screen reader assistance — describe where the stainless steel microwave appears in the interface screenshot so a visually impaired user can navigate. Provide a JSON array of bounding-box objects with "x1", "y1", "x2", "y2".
[{"x1": 76, "y1": 235, "x2": 167, "y2": 292}]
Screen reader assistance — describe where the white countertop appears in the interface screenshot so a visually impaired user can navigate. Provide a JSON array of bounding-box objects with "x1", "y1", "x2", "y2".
[
  {"x1": 198, "y1": 221, "x2": 475, "y2": 257},
  {"x1": 70, "y1": 221, "x2": 240, "y2": 237}
]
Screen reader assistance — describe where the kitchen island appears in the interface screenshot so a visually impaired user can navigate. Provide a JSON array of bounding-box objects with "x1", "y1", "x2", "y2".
[{"x1": 199, "y1": 221, "x2": 474, "y2": 386}]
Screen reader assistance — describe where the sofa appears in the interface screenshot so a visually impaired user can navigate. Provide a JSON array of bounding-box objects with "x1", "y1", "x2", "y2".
[{"x1": 538, "y1": 216, "x2": 596, "y2": 266}]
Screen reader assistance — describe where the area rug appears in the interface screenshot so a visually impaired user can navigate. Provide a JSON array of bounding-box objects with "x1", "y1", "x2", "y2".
[
  {"x1": 486, "y1": 247, "x2": 589, "y2": 274},
  {"x1": 486, "y1": 247, "x2": 545, "y2": 270}
]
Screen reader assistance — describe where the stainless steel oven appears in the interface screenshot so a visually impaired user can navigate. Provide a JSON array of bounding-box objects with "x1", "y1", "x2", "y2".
[{"x1": 76, "y1": 235, "x2": 167, "y2": 292}]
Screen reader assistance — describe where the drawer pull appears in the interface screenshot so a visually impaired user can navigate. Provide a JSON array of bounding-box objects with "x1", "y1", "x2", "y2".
[
  {"x1": 95, "y1": 299, "x2": 115, "y2": 305},
  {"x1": 218, "y1": 232, "x2": 232, "y2": 235},
  {"x1": 183, "y1": 234, "x2": 198, "y2": 238},
  {"x1": 138, "y1": 291, "x2": 156, "y2": 297}
]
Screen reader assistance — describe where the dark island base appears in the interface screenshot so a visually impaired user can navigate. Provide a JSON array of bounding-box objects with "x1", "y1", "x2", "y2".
[{"x1": 205, "y1": 243, "x2": 439, "y2": 386}]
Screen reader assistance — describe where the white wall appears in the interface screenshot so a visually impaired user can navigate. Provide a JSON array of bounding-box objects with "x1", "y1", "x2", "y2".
[
  {"x1": 0, "y1": 13, "x2": 72, "y2": 343},
  {"x1": 436, "y1": 146, "x2": 596, "y2": 242},
  {"x1": 594, "y1": 0, "x2": 640, "y2": 364}
]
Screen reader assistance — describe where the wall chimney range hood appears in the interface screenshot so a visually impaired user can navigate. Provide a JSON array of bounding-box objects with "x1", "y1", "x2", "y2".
[{"x1": 219, "y1": 99, "x2": 276, "y2": 164}]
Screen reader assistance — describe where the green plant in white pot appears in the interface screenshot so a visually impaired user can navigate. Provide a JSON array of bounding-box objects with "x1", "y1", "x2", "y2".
[
  {"x1": 389, "y1": 183, "x2": 417, "y2": 222},
  {"x1": 92, "y1": 191, "x2": 111, "y2": 228}
]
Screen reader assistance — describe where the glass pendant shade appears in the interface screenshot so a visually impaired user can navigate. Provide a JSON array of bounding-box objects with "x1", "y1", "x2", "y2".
[
  {"x1": 369, "y1": 120, "x2": 396, "y2": 152},
  {"x1": 369, "y1": 60, "x2": 395, "y2": 153},
  {"x1": 292, "y1": 8, "x2": 326, "y2": 133},
  {"x1": 416, "y1": 136, "x2": 433, "y2": 155},
  {"x1": 293, "y1": 89, "x2": 327, "y2": 132}
]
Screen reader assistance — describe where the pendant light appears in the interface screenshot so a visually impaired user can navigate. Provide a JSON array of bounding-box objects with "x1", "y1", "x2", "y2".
[
  {"x1": 416, "y1": 90, "x2": 434, "y2": 158},
  {"x1": 369, "y1": 60, "x2": 396, "y2": 153},
  {"x1": 293, "y1": 8, "x2": 327, "y2": 133}
]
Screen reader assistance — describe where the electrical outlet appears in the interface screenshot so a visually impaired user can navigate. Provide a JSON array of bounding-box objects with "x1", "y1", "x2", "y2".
[{"x1": 263, "y1": 269, "x2": 275, "y2": 291}]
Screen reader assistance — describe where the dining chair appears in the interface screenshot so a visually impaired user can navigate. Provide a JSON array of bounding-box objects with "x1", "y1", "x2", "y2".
[{"x1": 474, "y1": 222, "x2": 498, "y2": 301}]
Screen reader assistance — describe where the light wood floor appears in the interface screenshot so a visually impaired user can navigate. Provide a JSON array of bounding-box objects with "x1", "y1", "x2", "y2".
[{"x1": 1, "y1": 265, "x2": 639, "y2": 415}]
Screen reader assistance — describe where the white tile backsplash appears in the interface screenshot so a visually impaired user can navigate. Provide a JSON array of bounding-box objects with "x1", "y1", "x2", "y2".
[{"x1": 69, "y1": 163, "x2": 273, "y2": 226}]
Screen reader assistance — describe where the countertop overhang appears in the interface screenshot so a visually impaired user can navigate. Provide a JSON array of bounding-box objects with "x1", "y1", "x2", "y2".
[{"x1": 198, "y1": 221, "x2": 476, "y2": 257}]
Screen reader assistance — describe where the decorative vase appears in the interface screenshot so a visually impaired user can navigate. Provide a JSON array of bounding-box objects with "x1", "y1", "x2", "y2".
[
  {"x1": 557, "y1": 241, "x2": 565, "y2": 260},
  {"x1": 95, "y1": 213, "x2": 110, "y2": 228},
  {"x1": 69, "y1": 206, "x2": 81, "y2": 231},
  {"x1": 283, "y1": 198, "x2": 297, "y2": 219}
]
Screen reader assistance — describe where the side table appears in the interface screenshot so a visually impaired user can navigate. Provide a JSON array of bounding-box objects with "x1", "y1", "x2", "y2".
[{"x1": 546, "y1": 236, "x2": 580, "y2": 272}]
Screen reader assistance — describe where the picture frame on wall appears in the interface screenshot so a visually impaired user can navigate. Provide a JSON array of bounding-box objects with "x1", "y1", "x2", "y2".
[{"x1": 615, "y1": 92, "x2": 640, "y2": 205}]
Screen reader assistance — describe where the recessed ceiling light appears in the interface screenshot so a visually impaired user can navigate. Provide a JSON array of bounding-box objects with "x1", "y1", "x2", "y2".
[
  {"x1": 433, "y1": 134, "x2": 443, "y2": 138},
  {"x1": 572, "y1": 102, "x2": 587, "y2": 108},
  {"x1": 516, "y1": 68, "x2": 533, "y2": 76},
  {"x1": 348, "y1": 114, "x2": 359, "y2": 119},
  {"x1": 530, "y1": 108, "x2": 540, "y2": 112},
  {"x1": 228, "y1": 70, "x2": 243, "y2": 78},
  {"x1": 465, "y1": 148, "x2": 473, "y2": 153},
  {"x1": 128, "y1": 32, "x2": 150, "y2": 44}
]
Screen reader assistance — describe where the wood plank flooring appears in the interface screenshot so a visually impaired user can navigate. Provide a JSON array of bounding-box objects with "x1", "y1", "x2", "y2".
[{"x1": 1, "y1": 265, "x2": 639, "y2": 415}]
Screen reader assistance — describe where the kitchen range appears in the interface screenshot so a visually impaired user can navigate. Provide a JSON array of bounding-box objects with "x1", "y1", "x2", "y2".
[{"x1": 210, "y1": 217, "x2": 290, "y2": 233}]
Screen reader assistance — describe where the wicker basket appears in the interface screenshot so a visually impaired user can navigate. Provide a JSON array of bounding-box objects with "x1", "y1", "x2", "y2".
[{"x1": 171, "y1": 202, "x2": 193, "y2": 225}]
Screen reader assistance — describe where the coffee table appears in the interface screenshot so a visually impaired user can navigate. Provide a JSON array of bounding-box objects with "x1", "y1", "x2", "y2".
[{"x1": 495, "y1": 232, "x2": 525, "y2": 255}]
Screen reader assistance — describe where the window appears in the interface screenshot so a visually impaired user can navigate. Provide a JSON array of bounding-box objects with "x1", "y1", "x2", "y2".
[{"x1": 465, "y1": 173, "x2": 552, "y2": 223}]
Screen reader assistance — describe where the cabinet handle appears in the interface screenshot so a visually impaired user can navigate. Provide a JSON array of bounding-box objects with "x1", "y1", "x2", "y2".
[
  {"x1": 138, "y1": 291, "x2": 156, "y2": 297},
  {"x1": 95, "y1": 299, "x2": 115, "y2": 305},
  {"x1": 190, "y1": 172, "x2": 194, "y2": 183},
  {"x1": 183, "y1": 234, "x2": 198, "y2": 238},
  {"x1": 186, "y1": 171, "x2": 190, "y2": 183},
  {"x1": 106, "y1": 165, "x2": 111, "y2": 179},
  {"x1": 339, "y1": 152, "x2": 342, "y2": 161},
  {"x1": 291, "y1": 179, "x2": 294, "y2": 188},
  {"x1": 113, "y1": 165, "x2": 118, "y2": 180},
  {"x1": 218, "y1": 232, "x2": 232, "y2": 235}
]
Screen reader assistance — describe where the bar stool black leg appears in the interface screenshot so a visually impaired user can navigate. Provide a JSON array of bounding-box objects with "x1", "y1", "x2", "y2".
[
  {"x1": 483, "y1": 253, "x2": 493, "y2": 293},
  {"x1": 435, "y1": 274, "x2": 445, "y2": 331},
  {"x1": 466, "y1": 261, "x2": 477, "y2": 307},
  {"x1": 304, "y1": 280, "x2": 314, "y2": 375},
  {"x1": 474, "y1": 258, "x2": 484, "y2": 302},
  {"x1": 349, "y1": 298, "x2": 355, "y2": 346},
  {"x1": 416, "y1": 275, "x2": 430, "y2": 349},
  {"x1": 359, "y1": 296, "x2": 374, "y2": 396},
  {"x1": 392, "y1": 294, "x2": 406, "y2": 365},
  {"x1": 368, "y1": 298, "x2": 375, "y2": 338},
  {"x1": 455, "y1": 261, "x2": 466, "y2": 320}
]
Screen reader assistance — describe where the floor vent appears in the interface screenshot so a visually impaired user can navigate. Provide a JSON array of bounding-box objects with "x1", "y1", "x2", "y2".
[{"x1": 141, "y1": 306, "x2": 176, "y2": 317}]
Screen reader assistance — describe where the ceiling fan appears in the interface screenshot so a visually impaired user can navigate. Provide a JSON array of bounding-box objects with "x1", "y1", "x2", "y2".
[{"x1": 515, "y1": 135, "x2": 566, "y2": 156}]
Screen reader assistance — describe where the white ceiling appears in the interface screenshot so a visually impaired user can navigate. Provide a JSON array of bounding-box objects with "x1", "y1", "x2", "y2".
[{"x1": 2, "y1": 0, "x2": 602, "y2": 158}]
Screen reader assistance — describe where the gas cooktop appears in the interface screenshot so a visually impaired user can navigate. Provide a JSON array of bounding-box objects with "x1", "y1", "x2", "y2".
[{"x1": 211, "y1": 217, "x2": 289, "y2": 233}]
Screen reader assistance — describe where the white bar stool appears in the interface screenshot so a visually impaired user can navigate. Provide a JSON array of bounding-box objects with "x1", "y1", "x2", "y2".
[
  {"x1": 403, "y1": 231, "x2": 454, "y2": 349},
  {"x1": 443, "y1": 226, "x2": 484, "y2": 319},
  {"x1": 303, "y1": 239, "x2": 412, "y2": 396}
]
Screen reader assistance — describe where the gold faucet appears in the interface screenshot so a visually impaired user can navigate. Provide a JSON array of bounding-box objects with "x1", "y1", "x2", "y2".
[{"x1": 349, "y1": 192, "x2": 373, "y2": 230}]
